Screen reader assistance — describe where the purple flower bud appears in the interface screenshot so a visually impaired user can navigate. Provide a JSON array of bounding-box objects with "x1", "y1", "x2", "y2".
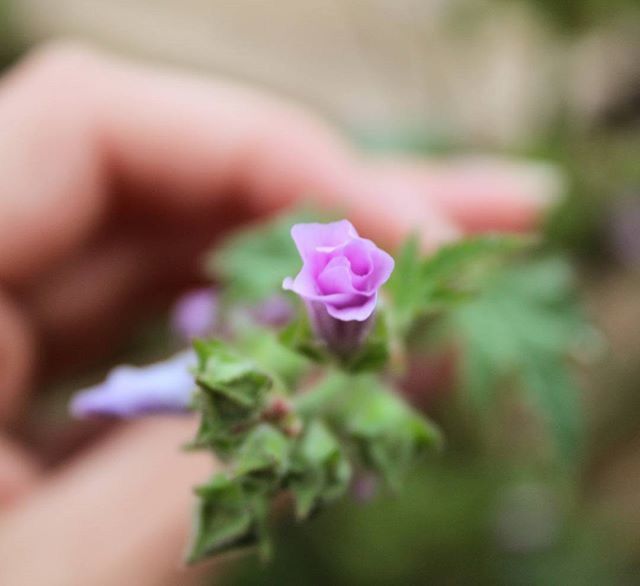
[
  {"x1": 283, "y1": 220, "x2": 394, "y2": 357},
  {"x1": 250, "y1": 295, "x2": 295, "y2": 328},
  {"x1": 70, "y1": 351, "x2": 196, "y2": 418},
  {"x1": 170, "y1": 288, "x2": 218, "y2": 341}
]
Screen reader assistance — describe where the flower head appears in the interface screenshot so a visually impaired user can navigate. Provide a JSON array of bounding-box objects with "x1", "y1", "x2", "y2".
[
  {"x1": 249, "y1": 294, "x2": 295, "y2": 328},
  {"x1": 283, "y1": 220, "x2": 394, "y2": 358},
  {"x1": 70, "y1": 351, "x2": 196, "y2": 418},
  {"x1": 171, "y1": 288, "x2": 219, "y2": 341},
  {"x1": 283, "y1": 220, "x2": 394, "y2": 322}
]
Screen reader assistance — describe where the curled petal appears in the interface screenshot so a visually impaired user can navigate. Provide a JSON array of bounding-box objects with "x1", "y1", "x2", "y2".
[
  {"x1": 291, "y1": 220, "x2": 358, "y2": 261},
  {"x1": 366, "y1": 246, "x2": 395, "y2": 290},
  {"x1": 325, "y1": 293, "x2": 377, "y2": 322},
  {"x1": 317, "y1": 257, "x2": 353, "y2": 295}
]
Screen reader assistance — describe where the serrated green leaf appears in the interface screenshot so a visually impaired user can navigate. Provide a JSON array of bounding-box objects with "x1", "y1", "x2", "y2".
[
  {"x1": 452, "y1": 256, "x2": 588, "y2": 462},
  {"x1": 387, "y1": 234, "x2": 530, "y2": 336},
  {"x1": 421, "y1": 234, "x2": 530, "y2": 289},
  {"x1": 289, "y1": 420, "x2": 352, "y2": 519},
  {"x1": 335, "y1": 375, "x2": 441, "y2": 489},
  {"x1": 238, "y1": 327, "x2": 309, "y2": 388},
  {"x1": 191, "y1": 339, "x2": 273, "y2": 454},
  {"x1": 385, "y1": 234, "x2": 424, "y2": 334},
  {"x1": 344, "y1": 313, "x2": 390, "y2": 373},
  {"x1": 278, "y1": 313, "x2": 328, "y2": 363},
  {"x1": 194, "y1": 339, "x2": 272, "y2": 408},
  {"x1": 187, "y1": 474, "x2": 256, "y2": 563},
  {"x1": 235, "y1": 424, "x2": 291, "y2": 479},
  {"x1": 523, "y1": 354, "x2": 584, "y2": 464}
]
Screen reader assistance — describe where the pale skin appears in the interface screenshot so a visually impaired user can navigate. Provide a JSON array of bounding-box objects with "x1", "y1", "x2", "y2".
[{"x1": 0, "y1": 43, "x2": 551, "y2": 585}]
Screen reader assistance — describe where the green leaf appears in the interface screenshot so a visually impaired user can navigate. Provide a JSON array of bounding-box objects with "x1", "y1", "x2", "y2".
[
  {"x1": 344, "y1": 313, "x2": 390, "y2": 373},
  {"x1": 293, "y1": 371, "x2": 349, "y2": 418},
  {"x1": 289, "y1": 420, "x2": 352, "y2": 519},
  {"x1": 194, "y1": 339, "x2": 272, "y2": 408},
  {"x1": 522, "y1": 354, "x2": 584, "y2": 464},
  {"x1": 207, "y1": 209, "x2": 329, "y2": 304},
  {"x1": 387, "y1": 234, "x2": 530, "y2": 336},
  {"x1": 235, "y1": 424, "x2": 291, "y2": 480},
  {"x1": 187, "y1": 474, "x2": 257, "y2": 563},
  {"x1": 385, "y1": 234, "x2": 423, "y2": 334},
  {"x1": 335, "y1": 375, "x2": 442, "y2": 490},
  {"x1": 278, "y1": 313, "x2": 329, "y2": 363},
  {"x1": 452, "y1": 257, "x2": 588, "y2": 462},
  {"x1": 191, "y1": 339, "x2": 273, "y2": 454},
  {"x1": 237, "y1": 327, "x2": 309, "y2": 389}
]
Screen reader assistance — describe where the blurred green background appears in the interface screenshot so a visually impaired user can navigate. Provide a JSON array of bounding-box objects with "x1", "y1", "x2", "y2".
[{"x1": 2, "y1": 0, "x2": 640, "y2": 584}]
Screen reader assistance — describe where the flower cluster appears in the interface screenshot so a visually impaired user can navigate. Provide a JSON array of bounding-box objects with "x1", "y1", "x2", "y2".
[{"x1": 68, "y1": 214, "x2": 553, "y2": 565}]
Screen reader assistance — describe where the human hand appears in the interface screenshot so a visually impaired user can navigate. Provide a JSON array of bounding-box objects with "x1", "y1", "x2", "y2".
[{"x1": 0, "y1": 43, "x2": 557, "y2": 585}]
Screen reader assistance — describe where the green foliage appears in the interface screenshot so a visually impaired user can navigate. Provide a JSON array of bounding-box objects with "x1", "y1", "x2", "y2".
[
  {"x1": 387, "y1": 236, "x2": 588, "y2": 463},
  {"x1": 513, "y1": 0, "x2": 640, "y2": 32},
  {"x1": 188, "y1": 474, "x2": 257, "y2": 563},
  {"x1": 387, "y1": 234, "x2": 529, "y2": 337},
  {"x1": 188, "y1": 339, "x2": 440, "y2": 561},
  {"x1": 334, "y1": 375, "x2": 442, "y2": 489},
  {"x1": 237, "y1": 327, "x2": 310, "y2": 389},
  {"x1": 452, "y1": 257, "x2": 588, "y2": 462},
  {"x1": 344, "y1": 314, "x2": 391, "y2": 373},
  {"x1": 208, "y1": 210, "x2": 326, "y2": 304},
  {"x1": 191, "y1": 339, "x2": 273, "y2": 455},
  {"x1": 280, "y1": 309, "x2": 391, "y2": 373},
  {"x1": 278, "y1": 313, "x2": 328, "y2": 363},
  {"x1": 188, "y1": 216, "x2": 591, "y2": 565},
  {"x1": 189, "y1": 425, "x2": 292, "y2": 564},
  {"x1": 235, "y1": 424, "x2": 291, "y2": 480},
  {"x1": 289, "y1": 420, "x2": 352, "y2": 520}
]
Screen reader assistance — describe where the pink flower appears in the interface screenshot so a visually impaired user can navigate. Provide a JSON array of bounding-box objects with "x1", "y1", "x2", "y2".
[{"x1": 283, "y1": 220, "x2": 394, "y2": 356}]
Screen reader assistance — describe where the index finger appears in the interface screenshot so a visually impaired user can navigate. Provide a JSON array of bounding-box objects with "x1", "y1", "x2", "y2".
[{"x1": 0, "y1": 42, "x2": 456, "y2": 285}]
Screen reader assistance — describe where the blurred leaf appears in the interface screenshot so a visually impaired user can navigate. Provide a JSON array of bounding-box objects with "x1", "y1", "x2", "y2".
[
  {"x1": 345, "y1": 311, "x2": 390, "y2": 373},
  {"x1": 387, "y1": 234, "x2": 530, "y2": 336},
  {"x1": 208, "y1": 209, "x2": 328, "y2": 304},
  {"x1": 235, "y1": 424, "x2": 291, "y2": 480},
  {"x1": 191, "y1": 339, "x2": 273, "y2": 454},
  {"x1": 279, "y1": 313, "x2": 328, "y2": 363},
  {"x1": 336, "y1": 375, "x2": 442, "y2": 489},
  {"x1": 195, "y1": 339, "x2": 273, "y2": 408},
  {"x1": 187, "y1": 474, "x2": 257, "y2": 564},
  {"x1": 289, "y1": 420, "x2": 352, "y2": 519},
  {"x1": 452, "y1": 257, "x2": 587, "y2": 462},
  {"x1": 385, "y1": 234, "x2": 422, "y2": 334},
  {"x1": 238, "y1": 327, "x2": 310, "y2": 389}
]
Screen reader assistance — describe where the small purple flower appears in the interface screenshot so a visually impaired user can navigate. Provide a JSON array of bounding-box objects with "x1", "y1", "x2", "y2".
[
  {"x1": 171, "y1": 288, "x2": 218, "y2": 341},
  {"x1": 70, "y1": 351, "x2": 196, "y2": 418},
  {"x1": 250, "y1": 295, "x2": 295, "y2": 328},
  {"x1": 283, "y1": 220, "x2": 394, "y2": 356}
]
